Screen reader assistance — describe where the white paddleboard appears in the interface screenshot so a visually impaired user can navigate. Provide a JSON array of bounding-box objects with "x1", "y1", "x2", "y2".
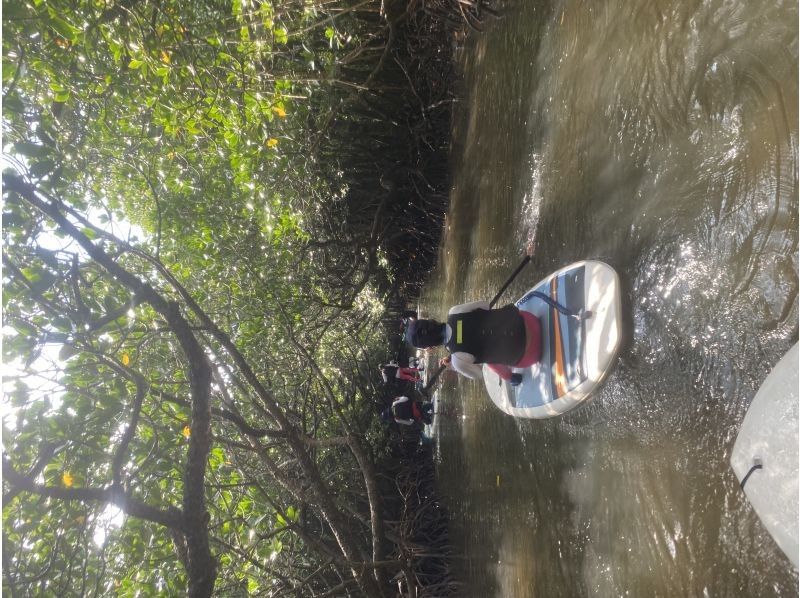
[
  {"x1": 483, "y1": 260, "x2": 622, "y2": 418},
  {"x1": 730, "y1": 342, "x2": 799, "y2": 568}
]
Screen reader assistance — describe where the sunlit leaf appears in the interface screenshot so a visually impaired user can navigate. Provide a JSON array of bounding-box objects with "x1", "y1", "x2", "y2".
[
  {"x1": 47, "y1": 9, "x2": 79, "y2": 41},
  {"x1": 273, "y1": 27, "x2": 288, "y2": 45},
  {"x1": 62, "y1": 472, "x2": 74, "y2": 487}
]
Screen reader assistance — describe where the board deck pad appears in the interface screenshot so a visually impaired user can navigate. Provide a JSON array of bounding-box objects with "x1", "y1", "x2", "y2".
[{"x1": 483, "y1": 261, "x2": 622, "y2": 419}]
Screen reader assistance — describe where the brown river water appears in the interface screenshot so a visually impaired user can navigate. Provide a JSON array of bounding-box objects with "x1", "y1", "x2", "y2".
[{"x1": 419, "y1": 0, "x2": 798, "y2": 596}]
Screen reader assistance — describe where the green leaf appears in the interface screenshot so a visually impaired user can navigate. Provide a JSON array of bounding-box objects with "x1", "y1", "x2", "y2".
[
  {"x1": 58, "y1": 344, "x2": 80, "y2": 361},
  {"x1": 13, "y1": 142, "x2": 49, "y2": 158},
  {"x1": 30, "y1": 159, "x2": 56, "y2": 178},
  {"x1": 3, "y1": 60, "x2": 17, "y2": 87},
  {"x1": 9, "y1": 384, "x2": 30, "y2": 407},
  {"x1": 30, "y1": 270, "x2": 57, "y2": 294},
  {"x1": 251, "y1": 512, "x2": 269, "y2": 527},
  {"x1": 274, "y1": 27, "x2": 288, "y2": 44},
  {"x1": 4, "y1": 94, "x2": 24, "y2": 115},
  {"x1": 3, "y1": 1, "x2": 31, "y2": 19},
  {"x1": 128, "y1": 59, "x2": 144, "y2": 70},
  {"x1": 47, "y1": 8, "x2": 80, "y2": 41}
]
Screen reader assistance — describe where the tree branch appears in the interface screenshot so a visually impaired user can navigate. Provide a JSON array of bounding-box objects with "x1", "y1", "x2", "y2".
[
  {"x1": 4, "y1": 173, "x2": 217, "y2": 597},
  {"x1": 156, "y1": 389, "x2": 286, "y2": 439},
  {"x1": 5, "y1": 173, "x2": 384, "y2": 598},
  {"x1": 111, "y1": 369, "x2": 147, "y2": 488},
  {"x1": 2, "y1": 442, "x2": 64, "y2": 505},
  {"x1": 2, "y1": 457, "x2": 183, "y2": 529}
]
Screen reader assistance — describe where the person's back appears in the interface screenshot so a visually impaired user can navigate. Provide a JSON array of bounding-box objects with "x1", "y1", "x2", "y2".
[
  {"x1": 408, "y1": 303, "x2": 541, "y2": 383},
  {"x1": 391, "y1": 396, "x2": 414, "y2": 421},
  {"x1": 445, "y1": 304, "x2": 526, "y2": 365},
  {"x1": 390, "y1": 396, "x2": 433, "y2": 425},
  {"x1": 380, "y1": 364, "x2": 399, "y2": 383}
]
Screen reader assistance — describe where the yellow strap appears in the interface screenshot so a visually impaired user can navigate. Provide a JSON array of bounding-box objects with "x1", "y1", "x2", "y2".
[{"x1": 456, "y1": 319, "x2": 463, "y2": 344}]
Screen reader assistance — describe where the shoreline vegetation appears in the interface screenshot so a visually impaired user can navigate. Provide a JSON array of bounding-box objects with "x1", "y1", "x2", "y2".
[{"x1": 3, "y1": 0, "x2": 496, "y2": 595}]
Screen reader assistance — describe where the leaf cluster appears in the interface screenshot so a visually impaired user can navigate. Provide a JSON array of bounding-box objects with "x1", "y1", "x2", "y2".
[{"x1": 3, "y1": 0, "x2": 467, "y2": 594}]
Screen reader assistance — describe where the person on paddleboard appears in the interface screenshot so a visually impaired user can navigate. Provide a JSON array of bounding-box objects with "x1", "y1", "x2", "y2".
[
  {"x1": 406, "y1": 242, "x2": 541, "y2": 386},
  {"x1": 399, "y1": 309, "x2": 417, "y2": 339},
  {"x1": 380, "y1": 362, "x2": 422, "y2": 383},
  {"x1": 381, "y1": 396, "x2": 434, "y2": 426}
]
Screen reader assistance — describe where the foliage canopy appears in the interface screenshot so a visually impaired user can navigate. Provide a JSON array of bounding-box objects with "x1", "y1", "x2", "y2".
[{"x1": 3, "y1": 0, "x2": 468, "y2": 595}]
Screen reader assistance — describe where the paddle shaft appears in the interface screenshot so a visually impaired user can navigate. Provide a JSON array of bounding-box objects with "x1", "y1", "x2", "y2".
[
  {"x1": 421, "y1": 363, "x2": 446, "y2": 393},
  {"x1": 489, "y1": 255, "x2": 531, "y2": 308},
  {"x1": 422, "y1": 253, "x2": 533, "y2": 392}
]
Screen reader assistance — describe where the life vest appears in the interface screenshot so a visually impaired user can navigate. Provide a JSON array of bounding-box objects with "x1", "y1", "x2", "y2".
[
  {"x1": 391, "y1": 398, "x2": 418, "y2": 421},
  {"x1": 381, "y1": 365, "x2": 398, "y2": 382},
  {"x1": 445, "y1": 305, "x2": 526, "y2": 365}
]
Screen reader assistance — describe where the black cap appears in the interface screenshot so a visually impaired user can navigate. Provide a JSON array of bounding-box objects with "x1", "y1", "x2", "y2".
[{"x1": 405, "y1": 319, "x2": 445, "y2": 348}]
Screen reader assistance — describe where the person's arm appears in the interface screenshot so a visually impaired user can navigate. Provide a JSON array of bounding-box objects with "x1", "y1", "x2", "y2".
[
  {"x1": 450, "y1": 353, "x2": 484, "y2": 380},
  {"x1": 448, "y1": 300, "x2": 490, "y2": 315}
]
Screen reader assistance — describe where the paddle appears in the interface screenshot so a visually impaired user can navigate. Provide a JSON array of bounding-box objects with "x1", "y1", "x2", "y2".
[
  {"x1": 489, "y1": 254, "x2": 531, "y2": 309},
  {"x1": 420, "y1": 248, "x2": 534, "y2": 393},
  {"x1": 527, "y1": 291, "x2": 592, "y2": 320}
]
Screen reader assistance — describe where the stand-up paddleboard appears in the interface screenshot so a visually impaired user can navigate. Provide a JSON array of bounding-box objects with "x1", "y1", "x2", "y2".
[
  {"x1": 483, "y1": 260, "x2": 622, "y2": 418},
  {"x1": 730, "y1": 343, "x2": 799, "y2": 568}
]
